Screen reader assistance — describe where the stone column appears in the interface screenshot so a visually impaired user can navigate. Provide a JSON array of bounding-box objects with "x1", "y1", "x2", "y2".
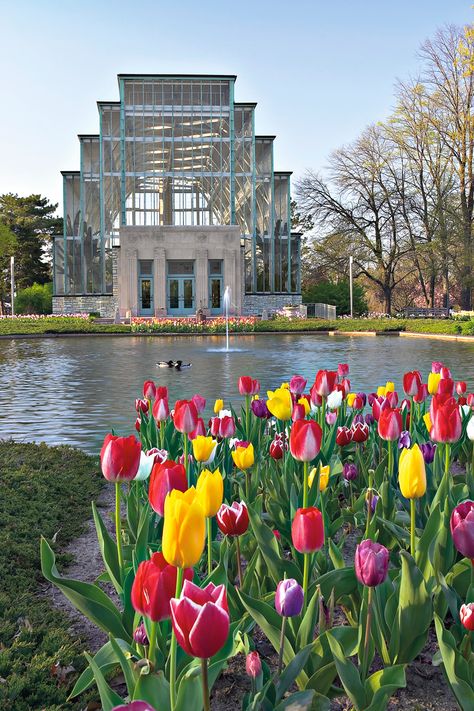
[
  {"x1": 224, "y1": 247, "x2": 241, "y2": 315},
  {"x1": 126, "y1": 249, "x2": 138, "y2": 316},
  {"x1": 195, "y1": 247, "x2": 208, "y2": 313},
  {"x1": 154, "y1": 245, "x2": 166, "y2": 316}
]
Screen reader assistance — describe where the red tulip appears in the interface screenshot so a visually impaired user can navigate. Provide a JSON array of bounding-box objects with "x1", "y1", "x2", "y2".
[
  {"x1": 152, "y1": 397, "x2": 169, "y2": 422},
  {"x1": 336, "y1": 426, "x2": 353, "y2": 446},
  {"x1": 351, "y1": 421, "x2": 369, "y2": 443},
  {"x1": 440, "y1": 366, "x2": 452, "y2": 379},
  {"x1": 456, "y1": 381, "x2": 467, "y2": 395},
  {"x1": 290, "y1": 419, "x2": 322, "y2": 462},
  {"x1": 313, "y1": 370, "x2": 338, "y2": 398},
  {"x1": 238, "y1": 376, "x2": 260, "y2": 396},
  {"x1": 135, "y1": 417, "x2": 141, "y2": 433},
  {"x1": 309, "y1": 383, "x2": 323, "y2": 408},
  {"x1": 148, "y1": 459, "x2": 187, "y2": 516},
  {"x1": 246, "y1": 651, "x2": 262, "y2": 678},
  {"x1": 156, "y1": 385, "x2": 168, "y2": 400},
  {"x1": 385, "y1": 391, "x2": 399, "y2": 407},
  {"x1": 131, "y1": 552, "x2": 192, "y2": 622},
  {"x1": 100, "y1": 434, "x2": 141, "y2": 482},
  {"x1": 337, "y1": 363, "x2": 349, "y2": 377},
  {"x1": 173, "y1": 399, "x2": 198, "y2": 433},
  {"x1": 403, "y1": 371, "x2": 422, "y2": 397},
  {"x1": 292, "y1": 403, "x2": 306, "y2": 421},
  {"x1": 372, "y1": 396, "x2": 389, "y2": 421},
  {"x1": 460, "y1": 603, "x2": 474, "y2": 631},
  {"x1": 414, "y1": 383, "x2": 429, "y2": 404},
  {"x1": 467, "y1": 393, "x2": 474, "y2": 408},
  {"x1": 216, "y1": 501, "x2": 249, "y2": 536},
  {"x1": 438, "y1": 378, "x2": 454, "y2": 396},
  {"x1": 377, "y1": 408, "x2": 403, "y2": 441},
  {"x1": 270, "y1": 439, "x2": 285, "y2": 460},
  {"x1": 340, "y1": 378, "x2": 351, "y2": 398},
  {"x1": 170, "y1": 580, "x2": 230, "y2": 658},
  {"x1": 350, "y1": 394, "x2": 365, "y2": 410},
  {"x1": 191, "y1": 393, "x2": 206, "y2": 413},
  {"x1": 143, "y1": 380, "x2": 156, "y2": 400},
  {"x1": 430, "y1": 395, "x2": 462, "y2": 443},
  {"x1": 289, "y1": 375, "x2": 307, "y2": 396},
  {"x1": 450, "y1": 500, "x2": 474, "y2": 559},
  {"x1": 188, "y1": 417, "x2": 206, "y2": 440},
  {"x1": 135, "y1": 398, "x2": 149, "y2": 414},
  {"x1": 291, "y1": 507, "x2": 324, "y2": 553},
  {"x1": 219, "y1": 415, "x2": 236, "y2": 438}
]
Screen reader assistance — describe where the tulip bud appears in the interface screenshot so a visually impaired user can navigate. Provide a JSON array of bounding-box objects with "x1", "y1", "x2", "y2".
[
  {"x1": 291, "y1": 507, "x2": 324, "y2": 553},
  {"x1": 431, "y1": 361, "x2": 443, "y2": 374},
  {"x1": 192, "y1": 393, "x2": 206, "y2": 413},
  {"x1": 420, "y1": 441, "x2": 436, "y2": 464},
  {"x1": 100, "y1": 434, "x2": 141, "y2": 483},
  {"x1": 343, "y1": 462, "x2": 358, "y2": 481},
  {"x1": 289, "y1": 374, "x2": 307, "y2": 396},
  {"x1": 398, "y1": 444, "x2": 427, "y2": 499},
  {"x1": 398, "y1": 430, "x2": 411, "y2": 449},
  {"x1": 251, "y1": 398, "x2": 271, "y2": 418},
  {"x1": 232, "y1": 442, "x2": 255, "y2": 470},
  {"x1": 189, "y1": 418, "x2": 206, "y2": 440},
  {"x1": 313, "y1": 370, "x2": 338, "y2": 397},
  {"x1": 135, "y1": 398, "x2": 149, "y2": 414},
  {"x1": 292, "y1": 403, "x2": 306, "y2": 421},
  {"x1": 337, "y1": 363, "x2": 349, "y2": 377},
  {"x1": 162, "y1": 488, "x2": 206, "y2": 568},
  {"x1": 238, "y1": 376, "x2": 260, "y2": 396},
  {"x1": 460, "y1": 602, "x2": 474, "y2": 631},
  {"x1": 152, "y1": 397, "x2": 169, "y2": 422},
  {"x1": 216, "y1": 501, "x2": 249, "y2": 536},
  {"x1": 192, "y1": 435, "x2": 218, "y2": 464},
  {"x1": 143, "y1": 380, "x2": 156, "y2": 400},
  {"x1": 326, "y1": 410, "x2": 337, "y2": 425},
  {"x1": 355, "y1": 539, "x2": 389, "y2": 587},
  {"x1": 196, "y1": 468, "x2": 224, "y2": 517},
  {"x1": 246, "y1": 651, "x2": 262, "y2": 679},
  {"x1": 351, "y1": 421, "x2": 369, "y2": 443},
  {"x1": 148, "y1": 459, "x2": 187, "y2": 517},
  {"x1": 133, "y1": 622, "x2": 149, "y2": 646},
  {"x1": 327, "y1": 389, "x2": 343, "y2": 410},
  {"x1": 275, "y1": 578, "x2": 304, "y2": 617},
  {"x1": 456, "y1": 381, "x2": 467, "y2": 395},
  {"x1": 450, "y1": 500, "x2": 474, "y2": 559},
  {"x1": 378, "y1": 408, "x2": 402, "y2": 441},
  {"x1": 112, "y1": 702, "x2": 156, "y2": 711},
  {"x1": 214, "y1": 398, "x2": 224, "y2": 413},
  {"x1": 270, "y1": 438, "x2": 284, "y2": 460},
  {"x1": 290, "y1": 419, "x2": 322, "y2": 462},
  {"x1": 173, "y1": 399, "x2": 199, "y2": 434},
  {"x1": 336, "y1": 426, "x2": 353, "y2": 446}
]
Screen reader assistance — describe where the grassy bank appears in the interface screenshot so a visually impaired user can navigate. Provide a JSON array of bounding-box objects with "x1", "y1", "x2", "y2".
[
  {"x1": 1, "y1": 315, "x2": 474, "y2": 337},
  {"x1": 0, "y1": 441, "x2": 103, "y2": 710}
]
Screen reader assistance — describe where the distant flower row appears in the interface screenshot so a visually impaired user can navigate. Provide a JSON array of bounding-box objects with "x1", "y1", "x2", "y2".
[
  {"x1": 0, "y1": 313, "x2": 90, "y2": 320},
  {"x1": 131, "y1": 316, "x2": 258, "y2": 333}
]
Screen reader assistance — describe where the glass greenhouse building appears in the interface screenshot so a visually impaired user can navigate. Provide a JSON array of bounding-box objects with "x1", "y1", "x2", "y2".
[{"x1": 53, "y1": 74, "x2": 302, "y2": 317}]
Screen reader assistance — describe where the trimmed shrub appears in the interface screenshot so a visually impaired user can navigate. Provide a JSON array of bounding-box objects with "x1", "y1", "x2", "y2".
[{"x1": 14, "y1": 282, "x2": 53, "y2": 315}]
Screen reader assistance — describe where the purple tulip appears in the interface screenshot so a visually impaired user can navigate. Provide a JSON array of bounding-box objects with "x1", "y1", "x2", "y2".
[
  {"x1": 289, "y1": 374, "x2": 308, "y2": 396},
  {"x1": 353, "y1": 413, "x2": 364, "y2": 425},
  {"x1": 450, "y1": 500, "x2": 474, "y2": 559},
  {"x1": 133, "y1": 622, "x2": 149, "y2": 646},
  {"x1": 251, "y1": 399, "x2": 271, "y2": 419},
  {"x1": 112, "y1": 703, "x2": 156, "y2": 711},
  {"x1": 343, "y1": 462, "x2": 358, "y2": 481},
  {"x1": 398, "y1": 430, "x2": 411, "y2": 449},
  {"x1": 275, "y1": 578, "x2": 304, "y2": 617},
  {"x1": 420, "y1": 442, "x2": 436, "y2": 464},
  {"x1": 357, "y1": 392, "x2": 367, "y2": 407},
  {"x1": 364, "y1": 413, "x2": 375, "y2": 426},
  {"x1": 355, "y1": 539, "x2": 389, "y2": 587},
  {"x1": 369, "y1": 494, "x2": 379, "y2": 514}
]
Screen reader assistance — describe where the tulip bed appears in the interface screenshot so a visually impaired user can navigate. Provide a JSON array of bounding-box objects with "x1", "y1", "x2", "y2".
[{"x1": 41, "y1": 365, "x2": 474, "y2": 711}]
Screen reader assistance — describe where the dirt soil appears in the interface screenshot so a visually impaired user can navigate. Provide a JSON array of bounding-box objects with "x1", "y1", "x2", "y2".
[{"x1": 47, "y1": 496, "x2": 459, "y2": 710}]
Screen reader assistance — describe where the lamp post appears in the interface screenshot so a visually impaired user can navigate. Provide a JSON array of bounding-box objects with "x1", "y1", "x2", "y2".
[
  {"x1": 349, "y1": 256, "x2": 353, "y2": 318},
  {"x1": 10, "y1": 256, "x2": 15, "y2": 317}
]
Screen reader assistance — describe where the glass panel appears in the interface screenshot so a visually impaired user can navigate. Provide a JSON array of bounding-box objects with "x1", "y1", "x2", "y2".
[
  {"x1": 139, "y1": 259, "x2": 153, "y2": 276},
  {"x1": 183, "y1": 279, "x2": 194, "y2": 309},
  {"x1": 169, "y1": 279, "x2": 179, "y2": 308},
  {"x1": 209, "y1": 260, "x2": 223, "y2": 275},
  {"x1": 168, "y1": 260, "x2": 194, "y2": 275},
  {"x1": 141, "y1": 279, "x2": 151, "y2": 309},
  {"x1": 211, "y1": 278, "x2": 221, "y2": 308}
]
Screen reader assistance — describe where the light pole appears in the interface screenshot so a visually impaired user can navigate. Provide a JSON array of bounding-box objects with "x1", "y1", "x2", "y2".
[
  {"x1": 10, "y1": 256, "x2": 15, "y2": 316},
  {"x1": 349, "y1": 255, "x2": 353, "y2": 318}
]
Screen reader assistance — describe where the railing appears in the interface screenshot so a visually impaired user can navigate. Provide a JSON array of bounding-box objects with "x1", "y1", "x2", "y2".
[
  {"x1": 305, "y1": 303, "x2": 337, "y2": 319},
  {"x1": 401, "y1": 307, "x2": 450, "y2": 319}
]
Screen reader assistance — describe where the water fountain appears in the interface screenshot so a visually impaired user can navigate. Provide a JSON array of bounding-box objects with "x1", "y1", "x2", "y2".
[{"x1": 223, "y1": 286, "x2": 231, "y2": 352}]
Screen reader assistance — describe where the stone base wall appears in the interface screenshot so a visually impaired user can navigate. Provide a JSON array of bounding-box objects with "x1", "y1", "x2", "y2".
[
  {"x1": 242, "y1": 293, "x2": 302, "y2": 317},
  {"x1": 52, "y1": 295, "x2": 119, "y2": 318}
]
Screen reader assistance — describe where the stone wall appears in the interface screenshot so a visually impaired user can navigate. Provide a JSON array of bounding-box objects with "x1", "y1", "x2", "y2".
[
  {"x1": 242, "y1": 293, "x2": 302, "y2": 317},
  {"x1": 52, "y1": 295, "x2": 118, "y2": 318}
]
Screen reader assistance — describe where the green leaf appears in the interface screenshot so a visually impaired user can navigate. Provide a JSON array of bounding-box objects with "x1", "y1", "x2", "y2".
[
  {"x1": 92, "y1": 502, "x2": 123, "y2": 595},
  {"x1": 68, "y1": 639, "x2": 135, "y2": 699},
  {"x1": 327, "y1": 632, "x2": 366, "y2": 710},
  {"x1": 296, "y1": 585, "x2": 320, "y2": 650},
  {"x1": 247, "y1": 504, "x2": 301, "y2": 585},
  {"x1": 133, "y1": 671, "x2": 171, "y2": 710},
  {"x1": 83, "y1": 652, "x2": 124, "y2": 711},
  {"x1": 175, "y1": 665, "x2": 203, "y2": 711},
  {"x1": 434, "y1": 614, "x2": 474, "y2": 709},
  {"x1": 40, "y1": 537, "x2": 131, "y2": 641},
  {"x1": 276, "y1": 643, "x2": 314, "y2": 702},
  {"x1": 316, "y1": 566, "x2": 357, "y2": 600},
  {"x1": 109, "y1": 635, "x2": 137, "y2": 697},
  {"x1": 364, "y1": 665, "x2": 406, "y2": 711},
  {"x1": 328, "y1": 538, "x2": 345, "y2": 570},
  {"x1": 274, "y1": 690, "x2": 316, "y2": 710}
]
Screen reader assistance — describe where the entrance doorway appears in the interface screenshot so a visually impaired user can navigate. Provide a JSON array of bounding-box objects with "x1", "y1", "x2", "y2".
[
  {"x1": 167, "y1": 260, "x2": 195, "y2": 315},
  {"x1": 138, "y1": 260, "x2": 154, "y2": 316},
  {"x1": 208, "y1": 260, "x2": 223, "y2": 315}
]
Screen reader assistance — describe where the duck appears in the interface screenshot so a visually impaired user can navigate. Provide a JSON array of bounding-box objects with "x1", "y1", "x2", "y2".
[
  {"x1": 157, "y1": 360, "x2": 175, "y2": 368},
  {"x1": 174, "y1": 360, "x2": 192, "y2": 370}
]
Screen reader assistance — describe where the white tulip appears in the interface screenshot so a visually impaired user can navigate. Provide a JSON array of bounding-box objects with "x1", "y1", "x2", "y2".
[
  {"x1": 327, "y1": 389, "x2": 343, "y2": 410},
  {"x1": 134, "y1": 450, "x2": 155, "y2": 481},
  {"x1": 467, "y1": 416, "x2": 474, "y2": 442},
  {"x1": 218, "y1": 408, "x2": 232, "y2": 419}
]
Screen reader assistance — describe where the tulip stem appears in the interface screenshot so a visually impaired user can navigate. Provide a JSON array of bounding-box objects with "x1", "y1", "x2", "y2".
[
  {"x1": 245, "y1": 395, "x2": 250, "y2": 439},
  {"x1": 236, "y1": 536, "x2": 243, "y2": 588},
  {"x1": 362, "y1": 586, "x2": 374, "y2": 679},
  {"x1": 303, "y1": 460, "x2": 309, "y2": 509},
  {"x1": 245, "y1": 469, "x2": 250, "y2": 500},
  {"x1": 303, "y1": 553, "x2": 310, "y2": 615},
  {"x1": 277, "y1": 615, "x2": 287, "y2": 675},
  {"x1": 183, "y1": 435, "x2": 189, "y2": 486},
  {"x1": 115, "y1": 482, "x2": 124, "y2": 581},
  {"x1": 160, "y1": 420, "x2": 165, "y2": 450},
  {"x1": 445, "y1": 443, "x2": 451, "y2": 478},
  {"x1": 207, "y1": 517, "x2": 213, "y2": 577},
  {"x1": 409, "y1": 397, "x2": 414, "y2": 435},
  {"x1": 387, "y1": 441, "x2": 393, "y2": 479},
  {"x1": 201, "y1": 657, "x2": 211, "y2": 711},
  {"x1": 149, "y1": 620, "x2": 158, "y2": 665},
  {"x1": 169, "y1": 567, "x2": 184, "y2": 711},
  {"x1": 410, "y1": 499, "x2": 416, "y2": 559}
]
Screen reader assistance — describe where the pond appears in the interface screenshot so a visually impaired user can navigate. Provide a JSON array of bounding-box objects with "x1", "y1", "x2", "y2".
[{"x1": 1, "y1": 333, "x2": 473, "y2": 453}]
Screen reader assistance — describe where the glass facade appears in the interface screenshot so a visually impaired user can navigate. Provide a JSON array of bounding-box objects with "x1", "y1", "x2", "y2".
[{"x1": 54, "y1": 74, "x2": 300, "y2": 297}]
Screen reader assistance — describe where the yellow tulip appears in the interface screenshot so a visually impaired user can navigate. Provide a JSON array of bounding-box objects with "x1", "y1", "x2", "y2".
[
  {"x1": 377, "y1": 385, "x2": 386, "y2": 397},
  {"x1": 192, "y1": 435, "x2": 217, "y2": 463},
  {"x1": 232, "y1": 442, "x2": 255, "y2": 470},
  {"x1": 214, "y1": 399, "x2": 224, "y2": 414},
  {"x1": 423, "y1": 412, "x2": 432, "y2": 433},
  {"x1": 196, "y1": 468, "x2": 224, "y2": 517},
  {"x1": 281, "y1": 382, "x2": 290, "y2": 390},
  {"x1": 298, "y1": 397, "x2": 311, "y2": 415},
  {"x1": 308, "y1": 464, "x2": 330, "y2": 491},
  {"x1": 347, "y1": 393, "x2": 357, "y2": 407},
  {"x1": 162, "y1": 487, "x2": 206, "y2": 568},
  {"x1": 428, "y1": 372, "x2": 441, "y2": 395},
  {"x1": 385, "y1": 381, "x2": 395, "y2": 393},
  {"x1": 266, "y1": 387, "x2": 293, "y2": 420},
  {"x1": 399, "y1": 444, "x2": 427, "y2": 499}
]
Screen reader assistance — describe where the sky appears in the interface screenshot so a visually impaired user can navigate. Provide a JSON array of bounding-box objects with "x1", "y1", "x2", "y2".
[{"x1": 0, "y1": 0, "x2": 472, "y2": 213}]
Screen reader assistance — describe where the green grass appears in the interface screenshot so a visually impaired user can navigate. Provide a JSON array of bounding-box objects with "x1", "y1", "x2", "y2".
[
  {"x1": 0, "y1": 441, "x2": 103, "y2": 710},
  {"x1": 0, "y1": 317, "x2": 130, "y2": 336}
]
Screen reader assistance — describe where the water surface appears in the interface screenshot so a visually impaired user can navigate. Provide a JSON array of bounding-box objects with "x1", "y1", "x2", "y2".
[{"x1": 0, "y1": 333, "x2": 473, "y2": 453}]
